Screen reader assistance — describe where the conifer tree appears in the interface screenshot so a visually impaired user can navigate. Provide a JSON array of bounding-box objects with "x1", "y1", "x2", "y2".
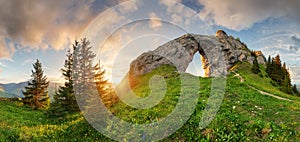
[
  {"x1": 95, "y1": 60, "x2": 108, "y2": 96},
  {"x1": 48, "y1": 49, "x2": 79, "y2": 117},
  {"x1": 274, "y1": 54, "x2": 282, "y2": 67},
  {"x1": 73, "y1": 38, "x2": 97, "y2": 111},
  {"x1": 266, "y1": 55, "x2": 293, "y2": 94},
  {"x1": 293, "y1": 84, "x2": 299, "y2": 95},
  {"x1": 269, "y1": 55, "x2": 284, "y2": 85},
  {"x1": 23, "y1": 59, "x2": 50, "y2": 110},
  {"x1": 266, "y1": 55, "x2": 271, "y2": 74},
  {"x1": 72, "y1": 38, "x2": 118, "y2": 120},
  {"x1": 252, "y1": 55, "x2": 261, "y2": 74},
  {"x1": 95, "y1": 60, "x2": 118, "y2": 109}
]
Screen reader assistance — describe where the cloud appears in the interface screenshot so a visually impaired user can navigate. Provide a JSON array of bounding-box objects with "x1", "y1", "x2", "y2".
[
  {"x1": 197, "y1": 0, "x2": 300, "y2": 31},
  {"x1": 286, "y1": 35, "x2": 300, "y2": 52},
  {"x1": 149, "y1": 13, "x2": 163, "y2": 28},
  {"x1": 0, "y1": 0, "x2": 96, "y2": 59},
  {"x1": 290, "y1": 66, "x2": 300, "y2": 84},
  {"x1": 159, "y1": 0, "x2": 200, "y2": 27},
  {"x1": 291, "y1": 36, "x2": 300, "y2": 44},
  {"x1": 159, "y1": 0, "x2": 182, "y2": 14},
  {"x1": 117, "y1": 0, "x2": 139, "y2": 13},
  {"x1": 0, "y1": 62, "x2": 7, "y2": 68},
  {"x1": 21, "y1": 59, "x2": 34, "y2": 66},
  {"x1": 289, "y1": 46, "x2": 298, "y2": 52}
]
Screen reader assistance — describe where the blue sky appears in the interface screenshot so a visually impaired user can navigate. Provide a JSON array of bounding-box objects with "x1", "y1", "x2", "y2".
[{"x1": 0, "y1": 0, "x2": 299, "y2": 84}]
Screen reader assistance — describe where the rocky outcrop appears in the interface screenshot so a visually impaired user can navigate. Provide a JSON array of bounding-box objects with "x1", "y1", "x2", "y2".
[
  {"x1": 254, "y1": 51, "x2": 266, "y2": 65},
  {"x1": 129, "y1": 30, "x2": 266, "y2": 77},
  {"x1": 129, "y1": 34, "x2": 199, "y2": 77}
]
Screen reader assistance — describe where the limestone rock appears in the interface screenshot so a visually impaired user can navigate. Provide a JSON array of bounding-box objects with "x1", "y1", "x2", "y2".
[
  {"x1": 254, "y1": 51, "x2": 266, "y2": 65},
  {"x1": 216, "y1": 30, "x2": 228, "y2": 38},
  {"x1": 129, "y1": 30, "x2": 266, "y2": 77},
  {"x1": 129, "y1": 34, "x2": 199, "y2": 77}
]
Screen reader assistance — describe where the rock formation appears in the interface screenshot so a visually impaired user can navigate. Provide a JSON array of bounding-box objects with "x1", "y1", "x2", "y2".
[
  {"x1": 254, "y1": 51, "x2": 266, "y2": 65},
  {"x1": 129, "y1": 30, "x2": 266, "y2": 77}
]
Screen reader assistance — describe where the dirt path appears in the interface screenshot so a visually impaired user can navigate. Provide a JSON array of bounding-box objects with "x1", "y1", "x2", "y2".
[{"x1": 232, "y1": 71, "x2": 293, "y2": 102}]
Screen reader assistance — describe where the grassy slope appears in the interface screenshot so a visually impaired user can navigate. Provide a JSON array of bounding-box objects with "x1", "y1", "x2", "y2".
[
  {"x1": 0, "y1": 101, "x2": 111, "y2": 141},
  {"x1": 1, "y1": 63, "x2": 300, "y2": 141},
  {"x1": 232, "y1": 62, "x2": 300, "y2": 102}
]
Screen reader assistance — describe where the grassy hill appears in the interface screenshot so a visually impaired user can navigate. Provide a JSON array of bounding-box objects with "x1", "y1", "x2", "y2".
[{"x1": 1, "y1": 62, "x2": 300, "y2": 141}]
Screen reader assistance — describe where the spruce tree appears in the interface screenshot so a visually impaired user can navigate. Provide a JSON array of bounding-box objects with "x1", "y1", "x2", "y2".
[
  {"x1": 267, "y1": 55, "x2": 294, "y2": 94},
  {"x1": 73, "y1": 38, "x2": 97, "y2": 111},
  {"x1": 252, "y1": 55, "x2": 261, "y2": 74},
  {"x1": 274, "y1": 54, "x2": 282, "y2": 67},
  {"x1": 293, "y1": 84, "x2": 298, "y2": 95},
  {"x1": 95, "y1": 60, "x2": 118, "y2": 109},
  {"x1": 95, "y1": 60, "x2": 108, "y2": 96},
  {"x1": 23, "y1": 59, "x2": 50, "y2": 110},
  {"x1": 269, "y1": 55, "x2": 284, "y2": 85},
  {"x1": 72, "y1": 38, "x2": 118, "y2": 121},
  {"x1": 266, "y1": 55, "x2": 271, "y2": 75},
  {"x1": 48, "y1": 49, "x2": 79, "y2": 117}
]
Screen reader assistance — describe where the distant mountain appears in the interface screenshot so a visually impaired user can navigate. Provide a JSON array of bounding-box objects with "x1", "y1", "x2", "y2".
[
  {"x1": 0, "y1": 81, "x2": 61, "y2": 101},
  {"x1": 0, "y1": 82, "x2": 27, "y2": 98}
]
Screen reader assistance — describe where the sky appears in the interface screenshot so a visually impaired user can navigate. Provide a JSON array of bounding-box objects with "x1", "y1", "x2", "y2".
[{"x1": 0, "y1": 0, "x2": 299, "y2": 85}]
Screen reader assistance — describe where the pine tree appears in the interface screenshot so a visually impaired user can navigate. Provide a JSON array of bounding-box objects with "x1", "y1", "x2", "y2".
[
  {"x1": 73, "y1": 38, "x2": 97, "y2": 111},
  {"x1": 95, "y1": 60, "x2": 118, "y2": 109},
  {"x1": 22, "y1": 59, "x2": 50, "y2": 110},
  {"x1": 269, "y1": 55, "x2": 284, "y2": 85},
  {"x1": 95, "y1": 60, "x2": 108, "y2": 96},
  {"x1": 252, "y1": 55, "x2": 261, "y2": 74},
  {"x1": 266, "y1": 55, "x2": 271, "y2": 75},
  {"x1": 267, "y1": 55, "x2": 294, "y2": 94},
  {"x1": 72, "y1": 38, "x2": 119, "y2": 122},
  {"x1": 274, "y1": 54, "x2": 282, "y2": 67},
  {"x1": 293, "y1": 84, "x2": 298, "y2": 95},
  {"x1": 48, "y1": 49, "x2": 79, "y2": 117}
]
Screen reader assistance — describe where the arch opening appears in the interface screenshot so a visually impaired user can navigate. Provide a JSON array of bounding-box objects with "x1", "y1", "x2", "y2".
[{"x1": 185, "y1": 52, "x2": 208, "y2": 77}]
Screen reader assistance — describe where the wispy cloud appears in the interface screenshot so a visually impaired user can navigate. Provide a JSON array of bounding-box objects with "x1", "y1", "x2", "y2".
[
  {"x1": 117, "y1": 0, "x2": 139, "y2": 13},
  {"x1": 290, "y1": 36, "x2": 300, "y2": 51},
  {"x1": 290, "y1": 66, "x2": 300, "y2": 84},
  {"x1": 159, "y1": 0, "x2": 182, "y2": 14},
  {"x1": 149, "y1": 13, "x2": 163, "y2": 29},
  {"x1": 21, "y1": 59, "x2": 34, "y2": 66}
]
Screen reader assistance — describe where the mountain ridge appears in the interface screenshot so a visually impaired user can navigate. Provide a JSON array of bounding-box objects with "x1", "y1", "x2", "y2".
[{"x1": 0, "y1": 81, "x2": 61, "y2": 101}]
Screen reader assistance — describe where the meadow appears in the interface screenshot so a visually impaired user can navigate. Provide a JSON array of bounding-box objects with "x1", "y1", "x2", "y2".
[{"x1": 1, "y1": 63, "x2": 300, "y2": 141}]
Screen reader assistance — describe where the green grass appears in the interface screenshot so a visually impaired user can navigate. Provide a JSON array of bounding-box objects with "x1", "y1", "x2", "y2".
[
  {"x1": 233, "y1": 62, "x2": 300, "y2": 102},
  {"x1": 1, "y1": 63, "x2": 300, "y2": 141},
  {"x1": 0, "y1": 101, "x2": 112, "y2": 141}
]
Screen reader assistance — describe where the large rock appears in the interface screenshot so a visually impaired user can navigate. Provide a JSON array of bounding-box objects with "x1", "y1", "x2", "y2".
[
  {"x1": 254, "y1": 51, "x2": 267, "y2": 65},
  {"x1": 129, "y1": 30, "x2": 266, "y2": 77}
]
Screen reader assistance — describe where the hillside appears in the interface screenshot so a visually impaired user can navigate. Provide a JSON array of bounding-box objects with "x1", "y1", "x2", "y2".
[
  {"x1": 0, "y1": 81, "x2": 60, "y2": 101},
  {"x1": 0, "y1": 82, "x2": 27, "y2": 98},
  {"x1": 1, "y1": 62, "x2": 300, "y2": 141}
]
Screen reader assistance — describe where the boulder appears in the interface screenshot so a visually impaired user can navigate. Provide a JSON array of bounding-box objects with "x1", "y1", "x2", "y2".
[{"x1": 254, "y1": 51, "x2": 266, "y2": 65}]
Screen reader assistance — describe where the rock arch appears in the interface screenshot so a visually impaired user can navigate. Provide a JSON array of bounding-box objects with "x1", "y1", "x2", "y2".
[{"x1": 129, "y1": 30, "x2": 265, "y2": 78}]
